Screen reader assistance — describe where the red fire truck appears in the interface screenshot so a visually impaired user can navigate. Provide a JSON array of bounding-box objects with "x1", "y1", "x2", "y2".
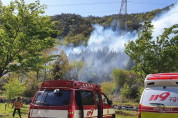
[{"x1": 28, "y1": 80, "x2": 115, "y2": 118}]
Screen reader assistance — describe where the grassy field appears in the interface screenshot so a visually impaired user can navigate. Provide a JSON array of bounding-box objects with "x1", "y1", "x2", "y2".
[
  {"x1": 115, "y1": 110, "x2": 138, "y2": 118},
  {"x1": 0, "y1": 103, "x2": 138, "y2": 118},
  {"x1": 0, "y1": 103, "x2": 29, "y2": 118}
]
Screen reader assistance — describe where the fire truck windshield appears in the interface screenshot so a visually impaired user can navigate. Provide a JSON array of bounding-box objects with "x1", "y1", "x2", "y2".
[{"x1": 33, "y1": 90, "x2": 71, "y2": 106}]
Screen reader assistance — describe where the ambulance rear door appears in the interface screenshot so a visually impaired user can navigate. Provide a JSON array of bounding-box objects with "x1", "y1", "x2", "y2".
[{"x1": 140, "y1": 87, "x2": 178, "y2": 118}]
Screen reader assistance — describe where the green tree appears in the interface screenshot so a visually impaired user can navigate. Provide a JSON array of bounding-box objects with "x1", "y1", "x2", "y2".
[
  {"x1": 101, "y1": 81, "x2": 116, "y2": 98},
  {"x1": 120, "y1": 83, "x2": 131, "y2": 99},
  {"x1": 69, "y1": 60, "x2": 84, "y2": 80},
  {"x1": 23, "y1": 71, "x2": 41, "y2": 97},
  {"x1": 40, "y1": 48, "x2": 58, "y2": 81},
  {"x1": 0, "y1": 0, "x2": 58, "y2": 78},
  {"x1": 125, "y1": 58, "x2": 135, "y2": 70},
  {"x1": 125, "y1": 21, "x2": 178, "y2": 74},
  {"x1": 111, "y1": 68, "x2": 143, "y2": 98},
  {"x1": 112, "y1": 68, "x2": 128, "y2": 90},
  {"x1": 3, "y1": 75, "x2": 26, "y2": 100},
  {"x1": 52, "y1": 50, "x2": 71, "y2": 80},
  {"x1": 120, "y1": 83, "x2": 140, "y2": 102}
]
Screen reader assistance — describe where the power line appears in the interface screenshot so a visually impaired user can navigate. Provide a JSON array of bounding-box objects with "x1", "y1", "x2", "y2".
[
  {"x1": 46, "y1": 1, "x2": 172, "y2": 7},
  {"x1": 47, "y1": 1, "x2": 122, "y2": 7},
  {"x1": 131, "y1": 1, "x2": 177, "y2": 6},
  {"x1": 45, "y1": 1, "x2": 176, "y2": 16}
]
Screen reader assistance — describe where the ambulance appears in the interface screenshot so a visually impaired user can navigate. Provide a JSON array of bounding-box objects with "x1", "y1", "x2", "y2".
[
  {"x1": 139, "y1": 73, "x2": 178, "y2": 118},
  {"x1": 28, "y1": 80, "x2": 115, "y2": 118}
]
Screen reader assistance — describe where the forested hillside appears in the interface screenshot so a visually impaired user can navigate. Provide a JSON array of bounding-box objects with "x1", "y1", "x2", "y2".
[{"x1": 51, "y1": 4, "x2": 174, "y2": 46}]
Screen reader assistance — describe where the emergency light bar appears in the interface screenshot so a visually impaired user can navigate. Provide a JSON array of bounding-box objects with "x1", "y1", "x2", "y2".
[
  {"x1": 146, "y1": 73, "x2": 178, "y2": 80},
  {"x1": 145, "y1": 73, "x2": 178, "y2": 88},
  {"x1": 41, "y1": 80, "x2": 101, "y2": 90}
]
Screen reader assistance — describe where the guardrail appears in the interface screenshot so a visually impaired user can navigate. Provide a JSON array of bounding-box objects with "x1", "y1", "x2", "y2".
[{"x1": 113, "y1": 105, "x2": 139, "y2": 111}]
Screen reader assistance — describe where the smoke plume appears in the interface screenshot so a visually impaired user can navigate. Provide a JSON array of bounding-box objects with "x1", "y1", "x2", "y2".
[
  {"x1": 152, "y1": 4, "x2": 178, "y2": 38},
  {"x1": 59, "y1": 4, "x2": 178, "y2": 83}
]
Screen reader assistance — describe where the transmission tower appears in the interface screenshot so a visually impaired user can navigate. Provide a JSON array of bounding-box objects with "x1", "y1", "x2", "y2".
[{"x1": 119, "y1": 0, "x2": 127, "y2": 32}]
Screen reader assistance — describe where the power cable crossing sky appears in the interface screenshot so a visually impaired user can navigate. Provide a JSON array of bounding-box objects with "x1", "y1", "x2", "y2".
[{"x1": 1, "y1": 0, "x2": 178, "y2": 16}]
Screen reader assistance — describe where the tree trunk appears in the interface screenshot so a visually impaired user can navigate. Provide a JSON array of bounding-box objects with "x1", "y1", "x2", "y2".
[
  {"x1": 0, "y1": 69, "x2": 4, "y2": 79},
  {"x1": 36, "y1": 71, "x2": 39, "y2": 80}
]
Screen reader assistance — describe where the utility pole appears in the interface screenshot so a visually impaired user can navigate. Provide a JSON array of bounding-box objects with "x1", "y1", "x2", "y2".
[{"x1": 120, "y1": 0, "x2": 128, "y2": 32}]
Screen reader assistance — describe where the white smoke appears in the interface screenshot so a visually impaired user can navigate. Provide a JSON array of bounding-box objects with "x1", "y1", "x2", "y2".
[
  {"x1": 87, "y1": 24, "x2": 137, "y2": 52},
  {"x1": 66, "y1": 24, "x2": 137, "y2": 54},
  {"x1": 58, "y1": 4, "x2": 178, "y2": 82},
  {"x1": 64, "y1": 23, "x2": 136, "y2": 82},
  {"x1": 66, "y1": 4, "x2": 178, "y2": 55},
  {"x1": 152, "y1": 4, "x2": 178, "y2": 38}
]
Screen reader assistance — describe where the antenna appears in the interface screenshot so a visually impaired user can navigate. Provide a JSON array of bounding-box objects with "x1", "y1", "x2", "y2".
[{"x1": 120, "y1": 0, "x2": 128, "y2": 32}]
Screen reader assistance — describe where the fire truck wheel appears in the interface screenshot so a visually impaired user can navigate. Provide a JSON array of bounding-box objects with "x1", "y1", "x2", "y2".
[{"x1": 111, "y1": 114, "x2": 115, "y2": 118}]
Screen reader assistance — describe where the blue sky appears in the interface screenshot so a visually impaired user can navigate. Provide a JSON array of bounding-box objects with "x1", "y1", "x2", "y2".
[{"x1": 1, "y1": 0, "x2": 178, "y2": 17}]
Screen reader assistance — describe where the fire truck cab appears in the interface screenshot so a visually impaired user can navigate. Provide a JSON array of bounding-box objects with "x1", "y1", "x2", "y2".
[
  {"x1": 28, "y1": 80, "x2": 115, "y2": 118},
  {"x1": 139, "y1": 73, "x2": 178, "y2": 118}
]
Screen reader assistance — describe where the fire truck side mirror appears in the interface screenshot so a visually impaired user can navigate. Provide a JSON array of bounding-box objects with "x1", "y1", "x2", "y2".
[{"x1": 36, "y1": 101, "x2": 40, "y2": 105}]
